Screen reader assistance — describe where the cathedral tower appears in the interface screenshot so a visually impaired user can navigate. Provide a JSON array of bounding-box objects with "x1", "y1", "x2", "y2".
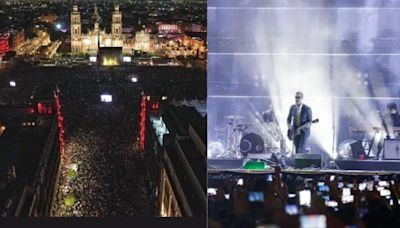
[{"x1": 71, "y1": 4, "x2": 81, "y2": 53}]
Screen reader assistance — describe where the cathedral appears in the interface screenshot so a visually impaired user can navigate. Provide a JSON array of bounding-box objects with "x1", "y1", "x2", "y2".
[{"x1": 70, "y1": 4, "x2": 128, "y2": 54}]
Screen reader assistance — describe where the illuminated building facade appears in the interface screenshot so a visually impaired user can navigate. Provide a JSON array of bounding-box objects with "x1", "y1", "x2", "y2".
[
  {"x1": 158, "y1": 24, "x2": 181, "y2": 34},
  {"x1": 143, "y1": 101, "x2": 206, "y2": 217},
  {"x1": 71, "y1": 4, "x2": 128, "y2": 55},
  {"x1": 134, "y1": 30, "x2": 152, "y2": 53}
]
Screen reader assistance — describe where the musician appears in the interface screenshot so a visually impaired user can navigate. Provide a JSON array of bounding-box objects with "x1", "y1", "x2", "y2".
[
  {"x1": 377, "y1": 103, "x2": 400, "y2": 158},
  {"x1": 287, "y1": 92, "x2": 312, "y2": 153},
  {"x1": 383, "y1": 102, "x2": 400, "y2": 138}
]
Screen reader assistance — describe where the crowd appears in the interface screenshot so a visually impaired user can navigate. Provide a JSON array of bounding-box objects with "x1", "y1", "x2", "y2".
[
  {"x1": 208, "y1": 167, "x2": 400, "y2": 228},
  {"x1": 0, "y1": 63, "x2": 206, "y2": 217},
  {"x1": 52, "y1": 79, "x2": 155, "y2": 217}
]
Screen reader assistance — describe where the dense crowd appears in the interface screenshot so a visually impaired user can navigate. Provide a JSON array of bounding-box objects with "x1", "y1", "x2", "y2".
[
  {"x1": 208, "y1": 167, "x2": 400, "y2": 228},
  {"x1": 53, "y1": 80, "x2": 157, "y2": 216},
  {"x1": 0, "y1": 63, "x2": 206, "y2": 217}
]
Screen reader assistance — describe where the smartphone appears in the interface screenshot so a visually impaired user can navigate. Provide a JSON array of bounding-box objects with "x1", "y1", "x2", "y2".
[
  {"x1": 207, "y1": 188, "x2": 217, "y2": 196},
  {"x1": 342, "y1": 188, "x2": 351, "y2": 196},
  {"x1": 358, "y1": 183, "x2": 366, "y2": 191},
  {"x1": 237, "y1": 178, "x2": 243, "y2": 186},
  {"x1": 325, "y1": 200, "x2": 338, "y2": 208},
  {"x1": 248, "y1": 191, "x2": 264, "y2": 202},
  {"x1": 300, "y1": 215, "x2": 327, "y2": 228},
  {"x1": 318, "y1": 185, "x2": 329, "y2": 192},
  {"x1": 330, "y1": 175, "x2": 335, "y2": 182},
  {"x1": 299, "y1": 190, "x2": 311, "y2": 207},
  {"x1": 379, "y1": 181, "x2": 389, "y2": 187},
  {"x1": 347, "y1": 183, "x2": 354, "y2": 189},
  {"x1": 342, "y1": 195, "x2": 354, "y2": 204},
  {"x1": 367, "y1": 181, "x2": 374, "y2": 191},
  {"x1": 285, "y1": 204, "x2": 299, "y2": 215},
  {"x1": 380, "y1": 189, "x2": 391, "y2": 197},
  {"x1": 224, "y1": 194, "x2": 230, "y2": 200}
]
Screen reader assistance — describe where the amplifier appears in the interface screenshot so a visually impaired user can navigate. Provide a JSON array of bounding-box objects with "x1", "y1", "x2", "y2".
[
  {"x1": 384, "y1": 139, "x2": 400, "y2": 160},
  {"x1": 294, "y1": 153, "x2": 322, "y2": 169}
]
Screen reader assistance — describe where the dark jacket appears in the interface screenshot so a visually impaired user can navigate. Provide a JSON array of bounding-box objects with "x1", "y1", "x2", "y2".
[{"x1": 287, "y1": 104, "x2": 312, "y2": 137}]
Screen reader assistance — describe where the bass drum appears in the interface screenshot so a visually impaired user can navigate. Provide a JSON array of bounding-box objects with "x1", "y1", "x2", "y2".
[{"x1": 240, "y1": 133, "x2": 265, "y2": 156}]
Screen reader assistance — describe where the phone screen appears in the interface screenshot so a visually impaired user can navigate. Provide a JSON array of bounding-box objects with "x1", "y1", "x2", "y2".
[
  {"x1": 358, "y1": 183, "x2": 366, "y2": 191},
  {"x1": 378, "y1": 181, "x2": 389, "y2": 187},
  {"x1": 237, "y1": 178, "x2": 243, "y2": 186},
  {"x1": 380, "y1": 189, "x2": 391, "y2": 197},
  {"x1": 342, "y1": 188, "x2": 351, "y2": 196},
  {"x1": 342, "y1": 195, "x2": 354, "y2": 204},
  {"x1": 300, "y1": 215, "x2": 327, "y2": 228},
  {"x1": 367, "y1": 181, "x2": 374, "y2": 191},
  {"x1": 299, "y1": 190, "x2": 311, "y2": 207},
  {"x1": 207, "y1": 188, "x2": 217, "y2": 196},
  {"x1": 285, "y1": 205, "x2": 299, "y2": 215},
  {"x1": 325, "y1": 200, "x2": 338, "y2": 208},
  {"x1": 318, "y1": 185, "x2": 329, "y2": 192},
  {"x1": 248, "y1": 192, "x2": 264, "y2": 202}
]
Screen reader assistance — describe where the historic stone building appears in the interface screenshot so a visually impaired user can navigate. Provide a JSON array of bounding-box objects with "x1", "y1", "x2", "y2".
[{"x1": 70, "y1": 4, "x2": 128, "y2": 54}]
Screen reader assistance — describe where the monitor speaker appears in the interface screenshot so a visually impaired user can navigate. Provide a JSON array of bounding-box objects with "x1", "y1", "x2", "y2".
[
  {"x1": 294, "y1": 153, "x2": 321, "y2": 169},
  {"x1": 384, "y1": 139, "x2": 400, "y2": 160}
]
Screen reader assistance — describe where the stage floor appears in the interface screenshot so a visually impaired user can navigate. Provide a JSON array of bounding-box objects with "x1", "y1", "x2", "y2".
[
  {"x1": 208, "y1": 159, "x2": 400, "y2": 175},
  {"x1": 208, "y1": 168, "x2": 400, "y2": 176}
]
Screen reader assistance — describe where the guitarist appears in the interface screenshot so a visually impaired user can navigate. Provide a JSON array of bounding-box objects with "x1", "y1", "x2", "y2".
[{"x1": 287, "y1": 92, "x2": 313, "y2": 154}]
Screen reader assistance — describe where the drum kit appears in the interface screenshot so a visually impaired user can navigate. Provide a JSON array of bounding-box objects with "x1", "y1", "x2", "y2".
[{"x1": 211, "y1": 114, "x2": 288, "y2": 163}]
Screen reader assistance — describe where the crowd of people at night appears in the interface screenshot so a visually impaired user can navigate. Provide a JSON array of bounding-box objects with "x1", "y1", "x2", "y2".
[
  {"x1": 208, "y1": 167, "x2": 400, "y2": 228},
  {"x1": 0, "y1": 63, "x2": 206, "y2": 217}
]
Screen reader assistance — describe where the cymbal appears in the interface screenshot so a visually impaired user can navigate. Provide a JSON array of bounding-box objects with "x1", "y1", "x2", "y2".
[{"x1": 224, "y1": 115, "x2": 245, "y2": 119}]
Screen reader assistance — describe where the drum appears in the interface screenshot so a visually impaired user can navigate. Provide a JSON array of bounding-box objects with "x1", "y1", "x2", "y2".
[{"x1": 240, "y1": 133, "x2": 265, "y2": 155}]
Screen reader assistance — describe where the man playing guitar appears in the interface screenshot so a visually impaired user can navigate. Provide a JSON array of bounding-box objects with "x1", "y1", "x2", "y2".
[{"x1": 287, "y1": 92, "x2": 313, "y2": 154}]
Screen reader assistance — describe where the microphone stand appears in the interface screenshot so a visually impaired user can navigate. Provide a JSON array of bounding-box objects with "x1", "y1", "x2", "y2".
[{"x1": 323, "y1": 98, "x2": 339, "y2": 169}]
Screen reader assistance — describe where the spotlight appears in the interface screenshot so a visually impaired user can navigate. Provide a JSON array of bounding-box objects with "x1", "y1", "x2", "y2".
[{"x1": 9, "y1": 81, "x2": 16, "y2": 87}]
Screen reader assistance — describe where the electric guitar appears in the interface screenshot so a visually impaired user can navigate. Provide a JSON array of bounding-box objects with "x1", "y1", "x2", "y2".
[{"x1": 287, "y1": 119, "x2": 319, "y2": 141}]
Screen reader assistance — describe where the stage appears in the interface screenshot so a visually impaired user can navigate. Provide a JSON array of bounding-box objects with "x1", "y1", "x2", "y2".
[{"x1": 208, "y1": 158, "x2": 400, "y2": 175}]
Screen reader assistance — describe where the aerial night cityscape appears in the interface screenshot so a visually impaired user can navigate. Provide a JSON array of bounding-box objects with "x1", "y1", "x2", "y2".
[{"x1": 0, "y1": 0, "x2": 206, "y2": 218}]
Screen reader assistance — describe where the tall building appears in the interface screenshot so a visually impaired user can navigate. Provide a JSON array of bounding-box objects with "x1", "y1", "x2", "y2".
[
  {"x1": 143, "y1": 99, "x2": 206, "y2": 217},
  {"x1": 70, "y1": 4, "x2": 128, "y2": 55}
]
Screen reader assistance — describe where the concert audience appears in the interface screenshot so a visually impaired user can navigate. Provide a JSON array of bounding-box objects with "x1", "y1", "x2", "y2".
[
  {"x1": 208, "y1": 166, "x2": 400, "y2": 228},
  {"x1": 0, "y1": 64, "x2": 206, "y2": 217}
]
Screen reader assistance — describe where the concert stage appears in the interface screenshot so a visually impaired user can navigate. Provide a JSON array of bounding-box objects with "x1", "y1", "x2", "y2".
[{"x1": 208, "y1": 158, "x2": 400, "y2": 175}]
